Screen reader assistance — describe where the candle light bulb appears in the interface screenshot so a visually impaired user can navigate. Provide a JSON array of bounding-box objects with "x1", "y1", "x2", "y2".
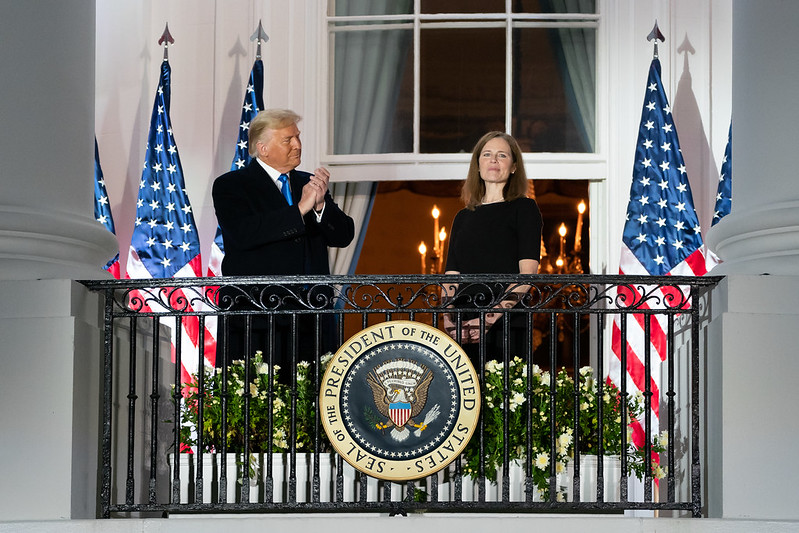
[
  {"x1": 432, "y1": 205, "x2": 441, "y2": 256},
  {"x1": 556, "y1": 257, "x2": 564, "y2": 267},
  {"x1": 574, "y1": 201, "x2": 585, "y2": 254},
  {"x1": 439, "y1": 227, "x2": 447, "y2": 242},
  {"x1": 559, "y1": 223, "x2": 567, "y2": 237},
  {"x1": 419, "y1": 242, "x2": 427, "y2": 255}
]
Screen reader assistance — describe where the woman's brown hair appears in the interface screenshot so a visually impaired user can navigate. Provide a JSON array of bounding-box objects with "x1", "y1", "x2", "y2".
[{"x1": 461, "y1": 131, "x2": 528, "y2": 209}]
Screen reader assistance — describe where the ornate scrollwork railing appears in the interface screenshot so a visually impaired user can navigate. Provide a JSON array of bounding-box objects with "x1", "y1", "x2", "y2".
[
  {"x1": 85, "y1": 274, "x2": 719, "y2": 316},
  {"x1": 80, "y1": 274, "x2": 721, "y2": 519}
]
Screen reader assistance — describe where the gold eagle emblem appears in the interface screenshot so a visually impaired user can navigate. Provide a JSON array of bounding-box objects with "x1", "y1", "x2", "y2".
[{"x1": 366, "y1": 358, "x2": 440, "y2": 442}]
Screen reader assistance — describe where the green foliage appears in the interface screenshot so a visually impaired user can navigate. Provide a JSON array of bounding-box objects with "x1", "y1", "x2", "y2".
[
  {"x1": 178, "y1": 351, "x2": 332, "y2": 453},
  {"x1": 462, "y1": 359, "x2": 667, "y2": 499}
]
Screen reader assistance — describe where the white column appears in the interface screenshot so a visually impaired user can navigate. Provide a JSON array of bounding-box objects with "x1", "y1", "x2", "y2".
[
  {"x1": 0, "y1": 0, "x2": 110, "y2": 520},
  {"x1": 704, "y1": 0, "x2": 799, "y2": 521},
  {"x1": 0, "y1": 0, "x2": 117, "y2": 281},
  {"x1": 706, "y1": 0, "x2": 799, "y2": 274},
  {"x1": 0, "y1": 280, "x2": 102, "y2": 520}
]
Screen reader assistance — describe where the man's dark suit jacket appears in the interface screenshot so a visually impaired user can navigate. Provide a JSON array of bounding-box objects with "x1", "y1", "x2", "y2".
[
  {"x1": 212, "y1": 160, "x2": 355, "y2": 277},
  {"x1": 211, "y1": 160, "x2": 355, "y2": 371}
]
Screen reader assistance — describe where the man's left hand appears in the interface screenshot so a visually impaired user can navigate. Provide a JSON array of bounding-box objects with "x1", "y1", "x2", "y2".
[{"x1": 310, "y1": 167, "x2": 330, "y2": 211}]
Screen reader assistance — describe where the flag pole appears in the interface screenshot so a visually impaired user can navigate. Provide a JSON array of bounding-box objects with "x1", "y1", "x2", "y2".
[
  {"x1": 251, "y1": 20, "x2": 269, "y2": 61},
  {"x1": 158, "y1": 23, "x2": 175, "y2": 61},
  {"x1": 647, "y1": 20, "x2": 665, "y2": 59}
]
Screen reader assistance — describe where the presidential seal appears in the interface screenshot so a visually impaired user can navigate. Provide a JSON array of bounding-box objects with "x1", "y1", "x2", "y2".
[{"x1": 320, "y1": 320, "x2": 480, "y2": 481}]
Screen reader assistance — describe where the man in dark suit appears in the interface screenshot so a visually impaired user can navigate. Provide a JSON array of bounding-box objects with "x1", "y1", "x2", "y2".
[{"x1": 212, "y1": 108, "x2": 355, "y2": 377}]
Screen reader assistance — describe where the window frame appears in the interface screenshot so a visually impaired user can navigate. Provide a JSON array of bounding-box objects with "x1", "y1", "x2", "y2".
[{"x1": 320, "y1": 5, "x2": 606, "y2": 183}]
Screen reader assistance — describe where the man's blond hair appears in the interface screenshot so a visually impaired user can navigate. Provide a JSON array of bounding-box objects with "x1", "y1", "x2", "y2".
[{"x1": 248, "y1": 109, "x2": 302, "y2": 157}]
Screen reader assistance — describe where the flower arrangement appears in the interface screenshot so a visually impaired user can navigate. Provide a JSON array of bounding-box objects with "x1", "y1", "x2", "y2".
[
  {"x1": 177, "y1": 351, "x2": 665, "y2": 501},
  {"x1": 178, "y1": 351, "x2": 333, "y2": 454},
  {"x1": 462, "y1": 358, "x2": 666, "y2": 499}
]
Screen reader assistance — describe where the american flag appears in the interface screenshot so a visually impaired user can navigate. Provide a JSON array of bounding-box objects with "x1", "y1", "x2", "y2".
[
  {"x1": 712, "y1": 123, "x2": 732, "y2": 226},
  {"x1": 230, "y1": 59, "x2": 264, "y2": 172},
  {"x1": 207, "y1": 58, "x2": 264, "y2": 277},
  {"x1": 94, "y1": 138, "x2": 120, "y2": 278},
  {"x1": 126, "y1": 59, "x2": 215, "y2": 382},
  {"x1": 608, "y1": 57, "x2": 707, "y2": 452}
]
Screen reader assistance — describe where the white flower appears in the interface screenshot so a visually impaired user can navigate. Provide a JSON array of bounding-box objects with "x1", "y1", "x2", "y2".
[
  {"x1": 273, "y1": 397, "x2": 285, "y2": 413},
  {"x1": 485, "y1": 360, "x2": 502, "y2": 374},
  {"x1": 508, "y1": 391, "x2": 525, "y2": 412},
  {"x1": 653, "y1": 464, "x2": 666, "y2": 479},
  {"x1": 534, "y1": 452, "x2": 549, "y2": 470},
  {"x1": 249, "y1": 383, "x2": 258, "y2": 396},
  {"x1": 255, "y1": 362, "x2": 269, "y2": 375},
  {"x1": 320, "y1": 352, "x2": 334, "y2": 367},
  {"x1": 658, "y1": 431, "x2": 669, "y2": 447},
  {"x1": 540, "y1": 371, "x2": 550, "y2": 384},
  {"x1": 513, "y1": 378, "x2": 523, "y2": 387},
  {"x1": 273, "y1": 427, "x2": 288, "y2": 449},
  {"x1": 532, "y1": 364, "x2": 541, "y2": 375},
  {"x1": 298, "y1": 360, "x2": 310, "y2": 369},
  {"x1": 555, "y1": 461, "x2": 566, "y2": 474}
]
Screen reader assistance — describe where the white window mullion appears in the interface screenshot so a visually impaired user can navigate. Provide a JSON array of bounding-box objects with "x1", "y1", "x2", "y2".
[
  {"x1": 413, "y1": 0, "x2": 421, "y2": 155},
  {"x1": 505, "y1": 0, "x2": 513, "y2": 135}
]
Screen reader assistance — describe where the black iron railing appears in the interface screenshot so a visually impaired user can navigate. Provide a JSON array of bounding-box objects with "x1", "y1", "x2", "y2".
[{"x1": 80, "y1": 274, "x2": 721, "y2": 518}]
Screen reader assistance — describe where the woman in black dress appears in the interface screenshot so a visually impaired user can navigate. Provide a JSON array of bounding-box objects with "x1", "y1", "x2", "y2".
[{"x1": 443, "y1": 131, "x2": 543, "y2": 361}]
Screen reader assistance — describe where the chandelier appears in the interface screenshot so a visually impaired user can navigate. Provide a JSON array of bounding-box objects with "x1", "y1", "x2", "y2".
[{"x1": 539, "y1": 199, "x2": 586, "y2": 275}]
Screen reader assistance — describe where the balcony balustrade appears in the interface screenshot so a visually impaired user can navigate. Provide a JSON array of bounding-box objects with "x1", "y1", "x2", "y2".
[{"x1": 80, "y1": 274, "x2": 720, "y2": 518}]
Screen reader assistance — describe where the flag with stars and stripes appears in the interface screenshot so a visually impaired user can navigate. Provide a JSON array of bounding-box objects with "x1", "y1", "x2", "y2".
[
  {"x1": 207, "y1": 58, "x2": 265, "y2": 277},
  {"x1": 94, "y1": 138, "x2": 120, "y2": 278},
  {"x1": 126, "y1": 59, "x2": 216, "y2": 381},
  {"x1": 712, "y1": 123, "x2": 732, "y2": 226},
  {"x1": 608, "y1": 57, "x2": 708, "y2": 454}
]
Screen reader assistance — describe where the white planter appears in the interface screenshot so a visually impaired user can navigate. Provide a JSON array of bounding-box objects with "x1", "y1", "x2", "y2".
[
  {"x1": 168, "y1": 452, "x2": 421, "y2": 504},
  {"x1": 566, "y1": 455, "x2": 621, "y2": 502},
  {"x1": 168, "y1": 453, "x2": 340, "y2": 504},
  {"x1": 438, "y1": 460, "x2": 566, "y2": 502},
  {"x1": 167, "y1": 453, "x2": 646, "y2": 505}
]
